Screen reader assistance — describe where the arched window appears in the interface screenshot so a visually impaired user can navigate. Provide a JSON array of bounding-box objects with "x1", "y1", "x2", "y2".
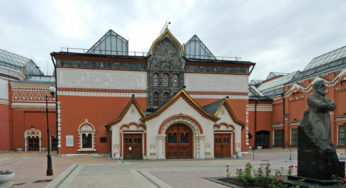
[
  {"x1": 153, "y1": 92, "x2": 160, "y2": 106},
  {"x1": 153, "y1": 73, "x2": 159, "y2": 87},
  {"x1": 77, "y1": 120, "x2": 96, "y2": 151},
  {"x1": 173, "y1": 74, "x2": 179, "y2": 87},
  {"x1": 162, "y1": 74, "x2": 169, "y2": 87},
  {"x1": 162, "y1": 92, "x2": 169, "y2": 103}
]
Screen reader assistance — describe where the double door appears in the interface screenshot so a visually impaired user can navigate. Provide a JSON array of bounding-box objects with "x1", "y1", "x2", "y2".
[
  {"x1": 166, "y1": 124, "x2": 193, "y2": 159},
  {"x1": 214, "y1": 134, "x2": 231, "y2": 158},
  {"x1": 124, "y1": 134, "x2": 143, "y2": 159},
  {"x1": 28, "y1": 136, "x2": 39, "y2": 151}
]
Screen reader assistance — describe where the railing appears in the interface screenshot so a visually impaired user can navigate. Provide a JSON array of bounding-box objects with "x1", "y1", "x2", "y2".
[
  {"x1": 59, "y1": 47, "x2": 242, "y2": 61},
  {"x1": 60, "y1": 47, "x2": 149, "y2": 57},
  {"x1": 184, "y1": 54, "x2": 242, "y2": 61}
]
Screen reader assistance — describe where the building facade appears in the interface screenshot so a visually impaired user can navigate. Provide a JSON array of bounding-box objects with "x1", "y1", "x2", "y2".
[
  {"x1": 50, "y1": 28, "x2": 254, "y2": 159},
  {"x1": 0, "y1": 48, "x2": 56, "y2": 152},
  {"x1": 249, "y1": 46, "x2": 346, "y2": 150}
]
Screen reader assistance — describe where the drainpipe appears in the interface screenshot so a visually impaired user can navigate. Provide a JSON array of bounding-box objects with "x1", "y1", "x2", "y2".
[
  {"x1": 105, "y1": 125, "x2": 112, "y2": 159},
  {"x1": 253, "y1": 99, "x2": 258, "y2": 161},
  {"x1": 281, "y1": 93, "x2": 285, "y2": 149}
]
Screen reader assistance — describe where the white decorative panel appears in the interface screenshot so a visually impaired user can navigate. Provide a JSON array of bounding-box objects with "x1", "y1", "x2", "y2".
[
  {"x1": 184, "y1": 73, "x2": 249, "y2": 92},
  {"x1": 57, "y1": 68, "x2": 147, "y2": 90},
  {"x1": 66, "y1": 135, "x2": 74, "y2": 147},
  {"x1": 0, "y1": 79, "x2": 8, "y2": 100}
]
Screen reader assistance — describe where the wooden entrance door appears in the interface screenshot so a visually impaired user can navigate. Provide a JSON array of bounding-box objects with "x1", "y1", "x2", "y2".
[
  {"x1": 166, "y1": 124, "x2": 193, "y2": 159},
  {"x1": 28, "y1": 136, "x2": 39, "y2": 151},
  {"x1": 124, "y1": 134, "x2": 143, "y2": 159},
  {"x1": 214, "y1": 134, "x2": 231, "y2": 158}
]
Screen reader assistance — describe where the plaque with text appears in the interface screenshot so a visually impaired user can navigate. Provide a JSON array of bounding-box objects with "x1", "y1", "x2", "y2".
[{"x1": 66, "y1": 135, "x2": 74, "y2": 147}]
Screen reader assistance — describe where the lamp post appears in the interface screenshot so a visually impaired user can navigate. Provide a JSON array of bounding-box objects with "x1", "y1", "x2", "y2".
[{"x1": 46, "y1": 86, "x2": 56, "y2": 176}]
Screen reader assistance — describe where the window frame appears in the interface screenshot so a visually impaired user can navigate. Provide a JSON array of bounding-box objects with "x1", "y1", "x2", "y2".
[
  {"x1": 290, "y1": 128, "x2": 298, "y2": 146},
  {"x1": 153, "y1": 73, "x2": 159, "y2": 87},
  {"x1": 162, "y1": 73, "x2": 169, "y2": 87},
  {"x1": 153, "y1": 92, "x2": 160, "y2": 107},
  {"x1": 338, "y1": 124, "x2": 346, "y2": 147},
  {"x1": 173, "y1": 74, "x2": 179, "y2": 87},
  {"x1": 273, "y1": 129, "x2": 284, "y2": 146},
  {"x1": 77, "y1": 120, "x2": 96, "y2": 151}
]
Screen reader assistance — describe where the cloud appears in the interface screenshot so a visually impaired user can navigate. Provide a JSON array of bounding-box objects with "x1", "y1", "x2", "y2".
[{"x1": 0, "y1": 0, "x2": 345, "y2": 78}]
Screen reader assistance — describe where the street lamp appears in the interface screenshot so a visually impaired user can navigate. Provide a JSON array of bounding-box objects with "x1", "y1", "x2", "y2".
[{"x1": 46, "y1": 86, "x2": 56, "y2": 176}]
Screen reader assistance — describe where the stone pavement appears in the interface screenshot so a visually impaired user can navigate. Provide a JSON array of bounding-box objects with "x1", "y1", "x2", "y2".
[{"x1": 0, "y1": 148, "x2": 305, "y2": 188}]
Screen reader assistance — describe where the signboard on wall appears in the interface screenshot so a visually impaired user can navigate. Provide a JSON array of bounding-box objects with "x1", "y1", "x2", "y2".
[{"x1": 66, "y1": 135, "x2": 74, "y2": 147}]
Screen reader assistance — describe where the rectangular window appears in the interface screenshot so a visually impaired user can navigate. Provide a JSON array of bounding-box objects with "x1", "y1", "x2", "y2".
[
  {"x1": 274, "y1": 130, "x2": 284, "y2": 146},
  {"x1": 291, "y1": 129, "x2": 298, "y2": 146},
  {"x1": 338, "y1": 125, "x2": 346, "y2": 146},
  {"x1": 100, "y1": 137, "x2": 107, "y2": 143}
]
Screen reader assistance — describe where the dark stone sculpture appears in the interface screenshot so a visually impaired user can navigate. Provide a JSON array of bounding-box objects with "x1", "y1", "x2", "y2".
[{"x1": 297, "y1": 80, "x2": 345, "y2": 184}]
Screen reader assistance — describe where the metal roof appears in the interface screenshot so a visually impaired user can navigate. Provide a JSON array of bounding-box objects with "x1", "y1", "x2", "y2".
[
  {"x1": 202, "y1": 99, "x2": 224, "y2": 115},
  {"x1": 0, "y1": 48, "x2": 43, "y2": 76},
  {"x1": 183, "y1": 35, "x2": 216, "y2": 60},
  {"x1": 87, "y1": 30, "x2": 129, "y2": 56},
  {"x1": 249, "y1": 85, "x2": 264, "y2": 97},
  {"x1": 304, "y1": 46, "x2": 346, "y2": 70},
  {"x1": 257, "y1": 71, "x2": 298, "y2": 95},
  {"x1": 265, "y1": 72, "x2": 288, "y2": 80}
]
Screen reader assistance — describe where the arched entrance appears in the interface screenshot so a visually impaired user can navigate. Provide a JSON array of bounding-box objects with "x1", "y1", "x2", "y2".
[
  {"x1": 166, "y1": 124, "x2": 193, "y2": 159},
  {"x1": 24, "y1": 128, "x2": 41, "y2": 152},
  {"x1": 255, "y1": 130, "x2": 270, "y2": 148}
]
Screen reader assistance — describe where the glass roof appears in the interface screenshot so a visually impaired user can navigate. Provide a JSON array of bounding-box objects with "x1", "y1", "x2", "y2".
[
  {"x1": 0, "y1": 48, "x2": 43, "y2": 76},
  {"x1": 87, "y1": 30, "x2": 128, "y2": 56},
  {"x1": 25, "y1": 76, "x2": 55, "y2": 83},
  {"x1": 304, "y1": 46, "x2": 346, "y2": 70},
  {"x1": 258, "y1": 71, "x2": 298, "y2": 93},
  {"x1": 265, "y1": 72, "x2": 288, "y2": 80},
  {"x1": 0, "y1": 48, "x2": 31, "y2": 68},
  {"x1": 183, "y1": 35, "x2": 216, "y2": 60}
]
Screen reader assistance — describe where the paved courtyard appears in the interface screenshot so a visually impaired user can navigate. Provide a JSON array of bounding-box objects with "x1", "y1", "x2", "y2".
[{"x1": 0, "y1": 148, "x2": 304, "y2": 188}]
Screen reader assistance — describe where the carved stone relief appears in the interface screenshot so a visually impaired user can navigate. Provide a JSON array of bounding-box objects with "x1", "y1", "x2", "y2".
[{"x1": 147, "y1": 34, "x2": 186, "y2": 110}]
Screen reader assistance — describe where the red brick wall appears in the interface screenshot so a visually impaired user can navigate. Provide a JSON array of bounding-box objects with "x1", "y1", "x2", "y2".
[
  {"x1": 11, "y1": 109, "x2": 56, "y2": 150},
  {"x1": 0, "y1": 104, "x2": 10, "y2": 150},
  {"x1": 58, "y1": 95, "x2": 147, "y2": 154}
]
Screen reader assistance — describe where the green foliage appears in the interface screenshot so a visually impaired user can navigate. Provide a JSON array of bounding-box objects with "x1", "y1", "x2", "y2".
[
  {"x1": 225, "y1": 165, "x2": 230, "y2": 178},
  {"x1": 0, "y1": 170, "x2": 13, "y2": 175}
]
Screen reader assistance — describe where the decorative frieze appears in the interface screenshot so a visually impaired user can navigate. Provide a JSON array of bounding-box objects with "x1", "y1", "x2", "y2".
[
  {"x1": 57, "y1": 91, "x2": 147, "y2": 97},
  {"x1": 288, "y1": 95, "x2": 305, "y2": 101},
  {"x1": 12, "y1": 102, "x2": 56, "y2": 109},
  {"x1": 286, "y1": 69, "x2": 346, "y2": 96},
  {"x1": 11, "y1": 87, "x2": 56, "y2": 103}
]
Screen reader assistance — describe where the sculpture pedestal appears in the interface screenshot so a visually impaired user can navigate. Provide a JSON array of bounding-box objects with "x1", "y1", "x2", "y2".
[
  {"x1": 298, "y1": 124, "x2": 345, "y2": 181},
  {"x1": 288, "y1": 175, "x2": 340, "y2": 186}
]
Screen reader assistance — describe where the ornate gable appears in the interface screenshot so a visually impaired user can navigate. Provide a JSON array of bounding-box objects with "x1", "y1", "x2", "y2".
[{"x1": 147, "y1": 29, "x2": 186, "y2": 110}]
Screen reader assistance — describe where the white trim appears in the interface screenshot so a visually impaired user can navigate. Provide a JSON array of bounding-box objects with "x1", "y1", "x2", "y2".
[
  {"x1": 57, "y1": 101, "x2": 61, "y2": 148},
  {"x1": 0, "y1": 99, "x2": 9, "y2": 105},
  {"x1": 247, "y1": 104, "x2": 273, "y2": 111},
  {"x1": 190, "y1": 94, "x2": 248, "y2": 99},
  {"x1": 336, "y1": 117, "x2": 346, "y2": 122},
  {"x1": 12, "y1": 102, "x2": 56, "y2": 109},
  {"x1": 77, "y1": 119, "x2": 96, "y2": 151},
  {"x1": 272, "y1": 124, "x2": 283, "y2": 128},
  {"x1": 57, "y1": 91, "x2": 147, "y2": 97},
  {"x1": 0, "y1": 65, "x2": 25, "y2": 80},
  {"x1": 286, "y1": 68, "x2": 346, "y2": 96}
]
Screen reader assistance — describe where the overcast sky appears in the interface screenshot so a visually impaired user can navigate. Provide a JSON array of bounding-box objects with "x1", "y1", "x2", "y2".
[{"x1": 1, "y1": 0, "x2": 345, "y2": 80}]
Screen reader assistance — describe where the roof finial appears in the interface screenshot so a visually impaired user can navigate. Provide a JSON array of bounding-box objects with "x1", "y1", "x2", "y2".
[{"x1": 159, "y1": 21, "x2": 171, "y2": 35}]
